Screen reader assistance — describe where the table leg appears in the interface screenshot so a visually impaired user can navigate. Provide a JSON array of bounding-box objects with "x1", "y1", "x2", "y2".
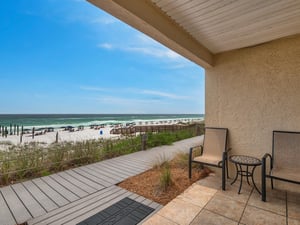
[
  {"x1": 251, "y1": 166, "x2": 261, "y2": 194},
  {"x1": 246, "y1": 166, "x2": 251, "y2": 185},
  {"x1": 231, "y1": 163, "x2": 239, "y2": 185},
  {"x1": 238, "y1": 164, "x2": 243, "y2": 194}
]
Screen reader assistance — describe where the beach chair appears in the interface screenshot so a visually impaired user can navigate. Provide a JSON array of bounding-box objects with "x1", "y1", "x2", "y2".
[
  {"x1": 189, "y1": 127, "x2": 230, "y2": 190},
  {"x1": 261, "y1": 130, "x2": 300, "y2": 201}
]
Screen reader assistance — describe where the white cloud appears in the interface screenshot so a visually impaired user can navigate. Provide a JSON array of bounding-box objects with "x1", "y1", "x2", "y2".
[
  {"x1": 97, "y1": 33, "x2": 186, "y2": 63},
  {"x1": 96, "y1": 96, "x2": 163, "y2": 105},
  {"x1": 141, "y1": 90, "x2": 188, "y2": 100},
  {"x1": 80, "y1": 86, "x2": 190, "y2": 100},
  {"x1": 124, "y1": 47, "x2": 181, "y2": 60},
  {"x1": 80, "y1": 86, "x2": 110, "y2": 92},
  {"x1": 98, "y1": 43, "x2": 113, "y2": 49},
  {"x1": 90, "y1": 16, "x2": 119, "y2": 25}
]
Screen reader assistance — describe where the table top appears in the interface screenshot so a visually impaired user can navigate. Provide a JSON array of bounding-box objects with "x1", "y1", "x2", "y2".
[{"x1": 229, "y1": 155, "x2": 261, "y2": 166}]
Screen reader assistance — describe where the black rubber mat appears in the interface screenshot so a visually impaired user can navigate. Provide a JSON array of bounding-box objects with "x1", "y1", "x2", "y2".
[{"x1": 77, "y1": 197, "x2": 155, "y2": 225}]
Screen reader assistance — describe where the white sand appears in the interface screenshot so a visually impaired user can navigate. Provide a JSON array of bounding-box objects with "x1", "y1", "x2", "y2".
[
  {"x1": 0, "y1": 119, "x2": 204, "y2": 150},
  {"x1": 0, "y1": 127, "x2": 120, "y2": 149}
]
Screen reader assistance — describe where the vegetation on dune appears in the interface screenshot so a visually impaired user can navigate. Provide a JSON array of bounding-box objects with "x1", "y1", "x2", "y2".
[{"x1": 0, "y1": 123, "x2": 204, "y2": 186}]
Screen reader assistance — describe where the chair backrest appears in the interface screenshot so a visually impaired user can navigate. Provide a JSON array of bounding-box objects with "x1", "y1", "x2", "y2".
[
  {"x1": 273, "y1": 130, "x2": 300, "y2": 170},
  {"x1": 203, "y1": 127, "x2": 228, "y2": 157}
]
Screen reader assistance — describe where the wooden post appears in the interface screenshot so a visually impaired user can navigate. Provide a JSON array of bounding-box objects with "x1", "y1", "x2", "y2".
[
  {"x1": 32, "y1": 127, "x2": 35, "y2": 139},
  {"x1": 5, "y1": 127, "x2": 8, "y2": 138},
  {"x1": 21, "y1": 125, "x2": 24, "y2": 135},
  {"x1": 55, "y1": 131, "x2": 58, "y2": 143},
  {"x1": 17, "y1": 125, "x2": 19, "y2": 136},
  {"x1": 20, "y1": 134, "x2": 23, "y2": 143},
  {"x1": 10, "y1": 124, "x2": 12, "y2": 135},
  {"x1": 14, "y1": 124, "x2": 16, "y2": 135}
]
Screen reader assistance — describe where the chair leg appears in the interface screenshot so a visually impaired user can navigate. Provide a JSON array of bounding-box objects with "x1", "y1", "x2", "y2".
[
  {"x1": 271, "y1": 178, "x2": 274, "y2": 189},
  {"x1": 189, "y1": 160, "x2": 192, "y2": 179},
  {"x1": 222, "y1": 163, "x2": 226, "y2": 191},
  {"x1": 262, "y1": 157, "x2": 266, "y2": 201},
  {"x1": 226, "y1": 158, "x2": 229, "y2": 179}
]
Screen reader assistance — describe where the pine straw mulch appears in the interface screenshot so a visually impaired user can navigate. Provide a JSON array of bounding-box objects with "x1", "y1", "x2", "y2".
[{"x1": 118, "y1": 154, "x2": 211, "y2": 205}]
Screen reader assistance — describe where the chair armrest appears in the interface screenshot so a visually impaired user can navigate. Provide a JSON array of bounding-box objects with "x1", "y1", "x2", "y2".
[
  {"x1": 262, "y1": 153, "x2": 273, "y2": 172},
  {"x1": 189, "y1": 145, "x2": 203, "y2": 159}
]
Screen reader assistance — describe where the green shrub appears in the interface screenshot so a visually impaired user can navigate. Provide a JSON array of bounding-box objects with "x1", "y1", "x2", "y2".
[{"x1": 0, "y1": 124, "x2": 204, "y2": 186}]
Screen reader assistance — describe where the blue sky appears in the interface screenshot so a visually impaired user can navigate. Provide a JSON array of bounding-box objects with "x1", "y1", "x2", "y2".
[{"x1": 0, "y1": 0, "x2": 205, "y2": 114}]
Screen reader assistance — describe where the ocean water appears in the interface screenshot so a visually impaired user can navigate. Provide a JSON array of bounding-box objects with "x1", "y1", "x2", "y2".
[{"x1": 0, "y1": 114, "x2": 204, "y2": 129}]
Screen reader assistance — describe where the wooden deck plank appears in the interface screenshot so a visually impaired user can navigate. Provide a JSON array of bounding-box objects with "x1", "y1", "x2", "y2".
[
  {"x1": 85, "y1": 164, "x2": 123, "y2": 182},
  {"x1": 11, "y1": 183, "x2": 46, "y2": 218},
  {"x1": 57, "y1": 171, "x2": 97, "y2": 194},
  {"x1": 61, "y1": 190, "x2": 134, "y2": 225},
  {"x1": 90, "y1": 163, "x2": 129, "y2": 179},
  {"x1": 65, "y1": 170, "x2": 105, "y2": 190},
  {"x1": 33, "y1": 178, "x2": 69, "y2": 207},
  {"x1": 0, "y1": 191, "x2": 16, "y2": 225},
  {"x1": 41, "y1": 176, "x2": 80, "y2": 202},
  {"x1": 122, "y1": 157, "x2": 156, "y2": 167},
  {"x1": 28, "y1": 185, "x2": 118, "y2": 225},
  {"x1": 22, "y1": 180, "x2": 58, "y2": 212},
  {"x1": 114, "y1": 154, "x2": 154, "y2": 165},
  {"x1": 79, "y1": 166, "x2": 119, "y2": 184},
  {"x1": 72, "y1": 168, "x2": 111, "y2": 187},
  {"x1": 1, "y1": 186, "x2": 32, "y2": 224},
  {"x1": 86, "y1": 164, "x2": 125, "y2": 181},
  {"x1": 107, "y1": 158, "x2": 151, "y2": 171},
  {"x1": 99, "y1": 158, "x2": 147, "y2": 173},
  {"x1": 148, "y1": 201, "x2": 161, "y2": 209},
  {"x1": 44, "y1": 188, "x2": 128, "y2": 225},
  {"x1": 50, "y1": 174, "x2": 89, "y2": 198},
  {"x1": 119, "y1": 156, "x2": 154, "y2": 167},
  {"x1": 102, "y1": 158, "x2": 147, "y2": 174},
  {"x1": 135, "y1": 195, "x2": 147, "y2": 203},
  {"x1": 141, "y1": 198, "x2": 153, "y2": 206},
  {"x1": 99, "y1": 161, "x2": 139, "y2": 176},
  {"x1": 108, "y1": 156, "x2": 152, "y2": 168},
  {"x1": 93, "y1": 162, "x2": 133, "y2": 177}
]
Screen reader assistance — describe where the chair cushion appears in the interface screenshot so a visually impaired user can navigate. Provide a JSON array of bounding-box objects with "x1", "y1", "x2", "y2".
[
  {"x1": 271, "y1": 168, "x2": 300, "y2": 183},
  {"x1": 193, "y1": 155, "x2": 222, "y2": 166}
]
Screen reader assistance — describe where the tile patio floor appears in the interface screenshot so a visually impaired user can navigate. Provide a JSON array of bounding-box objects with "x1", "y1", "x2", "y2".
[{"x1": 142, "y1": 174, "x2": 300, "y2": 225}]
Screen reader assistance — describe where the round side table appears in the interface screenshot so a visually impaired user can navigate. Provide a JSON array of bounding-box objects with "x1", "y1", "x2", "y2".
[{"x1": 229, "y1": 155, "x2": 261, "y2": 194}]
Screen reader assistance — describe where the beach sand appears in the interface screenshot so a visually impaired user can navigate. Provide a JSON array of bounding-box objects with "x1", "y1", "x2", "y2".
[
  {"x1": 0, "y1": 126, "x2": 120, "y2": 149},
  {"x1": 0, "y1": 119, "x2": 203, "y2": 150}
]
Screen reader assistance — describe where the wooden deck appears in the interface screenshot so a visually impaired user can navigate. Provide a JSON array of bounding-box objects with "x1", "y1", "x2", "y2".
[{"x1": 0, "y1": 136, "x2": 202, "y2": 225}]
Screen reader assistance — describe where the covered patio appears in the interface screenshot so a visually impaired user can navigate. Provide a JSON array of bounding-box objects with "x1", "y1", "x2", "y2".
[
  {"x1": 86, "y1": 0, "x2": 300, "y2": 224},
  {"x1": 143, "y1": 174, "x2": 300, "y2": 225}
]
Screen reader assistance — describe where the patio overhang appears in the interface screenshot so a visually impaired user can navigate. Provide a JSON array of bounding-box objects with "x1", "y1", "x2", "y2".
[
  {"x1": 87, "y1": 0, "x2": 214, "y2": 68},
  {"x1": 87, "y1": 0, "x2": 300, "y2": 69}
]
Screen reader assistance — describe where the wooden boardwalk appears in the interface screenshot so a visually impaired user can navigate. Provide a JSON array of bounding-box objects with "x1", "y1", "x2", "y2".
[{"x1": 0, "y1": 136, "x2": 202, "y2": 225}]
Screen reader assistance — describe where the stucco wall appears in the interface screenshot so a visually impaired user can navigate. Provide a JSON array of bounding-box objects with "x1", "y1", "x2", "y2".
[{"x1": 205, "y1": 35, "x2": 300, "y2": 186}]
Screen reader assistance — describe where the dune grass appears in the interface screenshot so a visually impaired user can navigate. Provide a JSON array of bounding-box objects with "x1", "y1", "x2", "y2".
[{"x1": 0, "y1": 123, "x2": 204, "y2": 186}]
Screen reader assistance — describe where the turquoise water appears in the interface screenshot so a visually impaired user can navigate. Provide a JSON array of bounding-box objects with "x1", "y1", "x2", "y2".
[{"x1": 0, "y1": 114, "x2": 204, "y2": 129}]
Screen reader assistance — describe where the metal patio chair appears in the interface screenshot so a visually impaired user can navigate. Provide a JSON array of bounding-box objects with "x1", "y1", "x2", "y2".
[
  {"x1": 189, "y1": 127, "x2": 230, "y2": 190},
  {"x1": 262, "y1": 130, "x2": 300, "y2": 201}
]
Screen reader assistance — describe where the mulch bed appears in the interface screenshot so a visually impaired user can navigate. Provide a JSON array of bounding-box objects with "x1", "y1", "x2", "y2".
[{"x1": 118, "y1": 156, "x2": 210, "y2": 205}]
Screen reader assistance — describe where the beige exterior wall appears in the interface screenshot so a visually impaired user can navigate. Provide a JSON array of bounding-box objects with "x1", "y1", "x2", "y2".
[{"x1": 205, "y1": 35, "x2": 300, "y2": 186}]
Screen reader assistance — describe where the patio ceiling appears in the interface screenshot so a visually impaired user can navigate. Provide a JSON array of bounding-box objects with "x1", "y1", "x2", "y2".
[{"x1": 87, "y1": 0, "x2": 300, "y2": 68}]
